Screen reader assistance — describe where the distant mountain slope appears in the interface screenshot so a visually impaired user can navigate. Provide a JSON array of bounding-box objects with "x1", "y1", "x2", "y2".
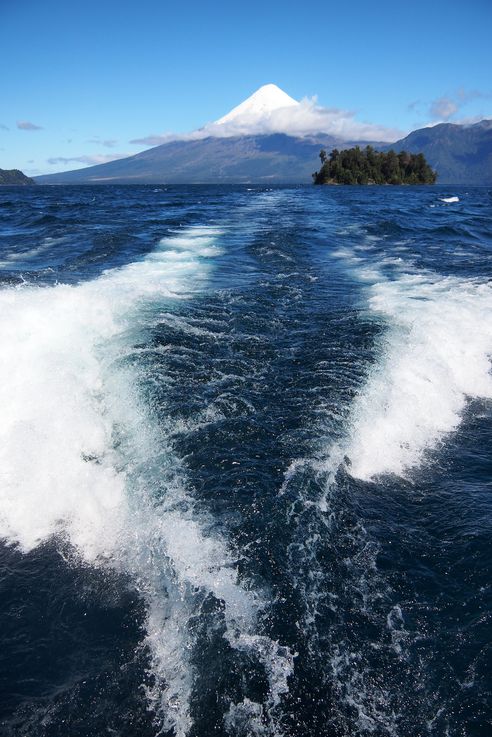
[
  {"x1": 34, "y1": 83, "x2": 492, "y2": 185},
  {"x1": 0, "y1": 168, "x2": 35, "y2": 185},
  {"x1": 35, "y1": 133, "x2": 340, "y2": 184},
  {"x1": 386, "y1": 120, "x2": 492, "y2": 184},
  {"x1": 34, "y1": 116, "x2": 492, "y2": 186}
]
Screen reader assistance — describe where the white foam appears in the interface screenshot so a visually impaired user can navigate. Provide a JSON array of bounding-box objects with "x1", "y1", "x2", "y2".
[
  {"x1": 0, "y1": 228, "x2": 219, "y2": 557},
  {"x1": 325, "y1": 240, "x2": 492, "y2": 481},
  {"x1": 344, "y1": 273, "x2": 492, "y2": 480},
  {"x1": 0, "y1": 225, "x2": 292, "y2": 735}
]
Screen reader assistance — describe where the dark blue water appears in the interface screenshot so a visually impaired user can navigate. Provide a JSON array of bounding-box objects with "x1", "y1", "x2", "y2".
[{"x1": 0, "y1": 184, "x2": 491, "y2": 736}]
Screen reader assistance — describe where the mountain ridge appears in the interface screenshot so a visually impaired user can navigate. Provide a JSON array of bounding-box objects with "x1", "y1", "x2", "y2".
[
  {"x1": 384, "y1": 119, "x2": 492, "y2": 184},
  {"x1": 35, "y1": 120, "x2": 492, "y2": 185},
  {"x1": 35, "y1": 133, "x2": 340, "y2": 184},
  {"x1": 34, "y1": 85, "x2": 492, "y2": 185}
]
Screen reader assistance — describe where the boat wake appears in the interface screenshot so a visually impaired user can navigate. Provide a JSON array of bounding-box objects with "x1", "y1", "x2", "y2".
[
  {"x1": 280, "y1": 236, "x2": 492, "y2": 735},
  {"x1": 0, "y1": 226, "x2": 292, "y2": 736},
  {"x1": 330, "y1": 243, "x2": 492, "y2": 482}
]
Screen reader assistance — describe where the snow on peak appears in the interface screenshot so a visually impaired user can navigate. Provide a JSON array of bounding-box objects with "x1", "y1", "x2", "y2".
[
  {"x1": 215, "y1": 84, "x2": 299, "y2": 126},
  {"x1": 180, "y1": 83, "x2": 401, "y2": 143}
]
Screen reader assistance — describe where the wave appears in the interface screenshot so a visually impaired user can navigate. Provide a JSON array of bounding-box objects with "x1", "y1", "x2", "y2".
[
  {"x1": 327, "y1": 243, "x2": 492, "y2": 482},
  {"x1": 0, "y1": 226, "x2": 292, "y2": 736},
  {"x1": 276, "y1": 235, "x2": 492, "y2": 734},
  {"x1": 343, "y1": 273, "x2": 492, "y2": 479}
]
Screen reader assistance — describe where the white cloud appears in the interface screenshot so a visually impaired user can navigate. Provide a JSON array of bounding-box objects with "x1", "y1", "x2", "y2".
[
  {"x1": 47, "y1": 153, "x2": 129, "y2": 166},
  {"x1": 452, "y1": 114, "x2": 491, "y2": 127},
  {"x1": 428, "y1": 88, "x2": 492, "y2": 123},
  {"x1": 17, "y1": 120, "x2": 43, "y2": 130},
  {"x1": 203, "y1": 98, "x2": 403, "y2": 141},
  {"x1": 130, "y1": 133, "x2": 175, "y2": 146},
  {"x1": 456, "y1": 88, "x2": 487, "y2": 104},
  {"x1": 86, "y1": 137, "x2": 118, "y2": 148},
  {"x1": 130, "y1": 98, "x2": 403, "y2": 146},
  {"x1": 429, "y1": 97, "x2": 458, "y2": 121}
]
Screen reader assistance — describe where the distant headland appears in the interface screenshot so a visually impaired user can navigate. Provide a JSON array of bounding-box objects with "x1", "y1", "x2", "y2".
[
  {"x1": 0, "y1": 168, "x2": 36, "y2": 185},
  {"x1": 313, "y1": 146, "x2": 437, "y2": 185}
]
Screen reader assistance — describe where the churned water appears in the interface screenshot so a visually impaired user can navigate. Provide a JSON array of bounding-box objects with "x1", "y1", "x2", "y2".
[{"x1": 0, "y1": 184, "x2": 491, "y2": 736}]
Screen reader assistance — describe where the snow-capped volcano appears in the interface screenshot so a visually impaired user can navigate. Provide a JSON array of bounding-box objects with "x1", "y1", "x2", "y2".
[
  {"x1": 215, "y1": 84, "x2": 299, "y2": 126},
  {"x1": 194, "y1": 84, "x2": 401, "y2": 140},
  {"x1": 128, "y1": 84, "x2": 401, "y2": 145},
  {"x1": 195, "y1": 83, "x2": 307, "y2": 137}
]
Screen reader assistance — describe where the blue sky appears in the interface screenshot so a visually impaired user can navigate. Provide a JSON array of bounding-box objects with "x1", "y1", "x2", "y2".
[{"x1": 1, "y1": 0, "x2": 491, "y2": 175}]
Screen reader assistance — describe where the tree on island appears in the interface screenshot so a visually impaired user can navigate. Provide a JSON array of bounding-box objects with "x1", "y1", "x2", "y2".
[{"x1": 313, "y1": 146, "x2": 437, "y2": 185}]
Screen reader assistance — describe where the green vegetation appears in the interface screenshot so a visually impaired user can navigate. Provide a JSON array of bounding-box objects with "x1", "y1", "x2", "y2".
[
  {"x1": 313, "y1": 146, "x2": 437, "y2": 185},
  {"x1": 0, "y1": 168, "x2": 36, "y2": 185}
]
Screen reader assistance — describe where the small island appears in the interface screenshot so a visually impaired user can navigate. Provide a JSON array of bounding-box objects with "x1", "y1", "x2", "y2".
[
  {"x1": 0, "y1": 168, "x2": 36, "y2": 186},
  {"x1": 313, "y1": 146, "x2": 437, "y2": 185}
]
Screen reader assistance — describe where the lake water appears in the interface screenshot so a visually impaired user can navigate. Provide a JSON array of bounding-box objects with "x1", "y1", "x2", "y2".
[{"x1": 0, "y1": 184, "x2": 491, "y2": 736}]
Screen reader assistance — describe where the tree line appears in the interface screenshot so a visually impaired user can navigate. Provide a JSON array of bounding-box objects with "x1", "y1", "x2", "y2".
[{"x1": 313, "y1": 146, "x2": 437, "y2": 185}]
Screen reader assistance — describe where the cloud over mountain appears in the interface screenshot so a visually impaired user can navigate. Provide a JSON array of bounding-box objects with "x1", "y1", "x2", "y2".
[
  {"x1": 200, "y1": 97, "x2": 403, "y2": 141},
  {"x1": 130, "y1": 84, "x2": 403, "y2": 147},
  {"x1": 428, "y1": 88, "x2": 491, "y2": 122},
  {"x1": 47, "y1": 153, "x2": 129, "y2": 166},
  {"x1": 429, "y1": 97, "x2": 459, "y2": 121}
]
